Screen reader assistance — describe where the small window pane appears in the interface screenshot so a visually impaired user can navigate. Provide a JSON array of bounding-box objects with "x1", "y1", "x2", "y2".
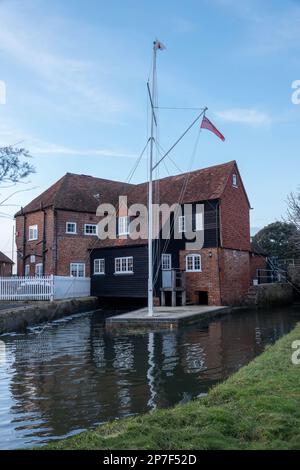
[
  {"x1": 66, "y1": 222, "x2": 76, "y2": 233},
  {"x1": 94, "y1": 259, "x2": 105, "y2": 274},
  {"x1": 85, "y1": 224, "x2": 97, "y2": 235}
]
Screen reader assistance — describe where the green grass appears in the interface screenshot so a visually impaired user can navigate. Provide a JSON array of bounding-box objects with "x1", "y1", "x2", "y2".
[{"x1": 40, "y1": 323, "x2": 300, "y2": 450}]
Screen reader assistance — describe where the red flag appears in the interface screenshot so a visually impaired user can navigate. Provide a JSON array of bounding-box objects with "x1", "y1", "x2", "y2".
[{"x1": 201, "y1": 116, "x2": 225, "y2": 142}]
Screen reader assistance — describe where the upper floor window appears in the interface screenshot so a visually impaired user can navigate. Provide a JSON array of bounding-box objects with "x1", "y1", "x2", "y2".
[
  {"x1": 70, "y1": 262, "x2": 85, "y2": 277},
  {"x1": 115, "y1": 256, "x2": 133, "y2": 274},
  {"x1": 66, "y1": 222, "x2": 77, "y2": 234},
  {"x1": 162, "y1": 254, "x2": 172, "y2": 271},
  {"x1": 28, "y1": 225, "x2": 38, "y2": 241},
  {"x1": 232, "y1": 173, "x2": 238, "y2": 187},
  {"x1": 186, "y1": 254, "x2": 202, "y2": 272},
  {"x1": 35, "y1": 263, "x2": 43, "y2": 277},
  {"x1": 94, "y1": 258, "x2": 105, "y2": 275},
  {"x1": 178, "y1": 215, "x2": 186, "y2": 233},
  {"x1": 84, "y1": 224, "x2": 97, "y2": 236},
  {"x1": 118, "y1": 216, "x2": 129, "y2": 236}
]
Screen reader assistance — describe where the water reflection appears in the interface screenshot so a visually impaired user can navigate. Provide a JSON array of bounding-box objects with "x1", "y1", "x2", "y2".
[{"x1": 0, "y1": 307, "x2": 299, "y2": 449}]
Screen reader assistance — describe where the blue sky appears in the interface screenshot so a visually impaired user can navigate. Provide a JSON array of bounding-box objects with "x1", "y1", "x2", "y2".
[{"x1": 0, "y1": 0, "x2": 300, "y2": 260}]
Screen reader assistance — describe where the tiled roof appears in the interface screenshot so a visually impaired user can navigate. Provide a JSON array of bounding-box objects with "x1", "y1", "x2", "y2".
[
  {"x1": 15, "y1": 173, "x2": 133, "y2": 216},
  {"x1": 0, "y1": 251, "x2": 14, "y2": 264},
  {"x1": 15, "y1": 161, "x2": 241, "y2": 216},
  {"x1": 125, "y1": 160, "x2": 237, "y2": 206}
]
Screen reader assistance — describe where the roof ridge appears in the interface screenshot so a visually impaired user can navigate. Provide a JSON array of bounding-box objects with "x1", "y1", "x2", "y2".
[{"x1": 135, "y1": 160, "x2": 236, "y2": 187}]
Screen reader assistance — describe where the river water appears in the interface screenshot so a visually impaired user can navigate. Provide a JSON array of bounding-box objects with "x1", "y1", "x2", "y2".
[{"x1": 0, "y1": 306, "x2": 299, "y2": 449}]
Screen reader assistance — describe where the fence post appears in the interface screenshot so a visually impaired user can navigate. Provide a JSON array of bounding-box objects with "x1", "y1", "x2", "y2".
[{"x1": 50, "y1": 275, "x2": 54, "y2": 302}]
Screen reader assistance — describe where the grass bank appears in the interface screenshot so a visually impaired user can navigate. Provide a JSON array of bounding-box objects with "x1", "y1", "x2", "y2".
[{"x1": 41, "y1": 323, "x2": 300, "y2": 450}]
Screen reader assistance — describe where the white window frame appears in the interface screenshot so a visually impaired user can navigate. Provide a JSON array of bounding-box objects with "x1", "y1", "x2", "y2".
[
  {"x1": 162, "y1": 254, "x2": 172, "y2": 271},
  {"x1": 25, "y1": 264, "x2": 30, "y2": 276},
  {"x1": 84, "y1": 224, "x2": 97, "y2": 236},
  {"x1": 114, "y1": 256, "x2": 133, "y2": 274},
  {"x1": 35, "y1": 263, "x2": 43, "y2": 277},
  {"x1": 94, "y1": 258, "x2": 105, "y2": 275},
  {"x1": 28, "y1": 225, "x2": 38, "y2": 241},
  {"x1": 118, "y1": 216, "x2": 129, "y2": 236},
  {"x1": 232, "y1": 173, "x2": 238, "y2": 187},
  {"x1": 70, "y1": 262, "x2": 85, "y2": 278},
  {"x1": 178, "y1": 215, "x2": 186, "y2": 233},
  {"x1": 186, "y1": 254, "x2": 202, "y2": 272},
  {"x1": 66, "y1": 222, "x2": 77, "y2": 234}
]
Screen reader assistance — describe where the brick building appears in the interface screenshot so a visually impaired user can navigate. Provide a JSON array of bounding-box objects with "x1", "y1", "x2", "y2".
[
  {"x1": 0, "y1": 251, "x2": 13, "y2": 277},
  {"x1": 15, "y1": 161, "x2": 264, "y2": 305},
  {"x1": 15, "y1": 173, "x2": 131, "y2": 277},
  {"x1": 90, "y1": 161, "x2": 265, "y2": 306}
]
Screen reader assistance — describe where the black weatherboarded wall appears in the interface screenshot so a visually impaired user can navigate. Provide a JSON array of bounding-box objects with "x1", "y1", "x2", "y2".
[{"x1": 91, "y1": 244, "x2": 148, "y2": 298}]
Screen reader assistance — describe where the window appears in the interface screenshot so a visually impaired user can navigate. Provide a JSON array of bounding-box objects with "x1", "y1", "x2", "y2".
[
  {"x1": 25, "y1": 264, "x2": 30, "y2": 276},
  {"x1": 30, "y1": 255, "x2": 36, "y2": 263},
  {"x1": 186, "y1": 254, "x2": 202, "y2": 272},
  {"x1": 94, "y1": 259, "x2": 105, "y2": 275},
  {"x1": 118, "y1": 216, "x2": 129, "y2": 236},
  {"x1": 70, "y1": 263, "x2": 85, "y2": 277},
  {"x1": 232, "y1": 173, "x2": 238, "y2": 187},
  {"x1": 178, "y1": 215, "x2": 186, "y2": 233},
  {"x1": 84, "y1": 224, "x2": 97, "y2": 236},
  {"x1": 35, "y1": 263, "x2": 43, "y2": 277},
  {"x1": 29, "y1": 225, "x2": 38, "y2": 241},
  {"x1": 66, "y1": 222, "x2": 77, "y2": 234},
  {"x1": 162, "y1": 254, "x2": 171, "y2": 270},
  {"x1": 195, "y1": 212, "x2": 204, "y2": 231},
  {"x1": 115, "y1": 256, "x2": 133, "y2": 274}
]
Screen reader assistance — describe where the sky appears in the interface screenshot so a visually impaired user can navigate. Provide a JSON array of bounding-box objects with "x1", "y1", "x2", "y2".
[{"x1": 0, "y1": 0, "x2": 300, "y2": 263}]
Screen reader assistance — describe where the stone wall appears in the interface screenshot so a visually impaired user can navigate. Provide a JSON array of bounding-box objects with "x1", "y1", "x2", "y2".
[{"x1": 0, "y1": 297, "x2": 101, "y2": 335}]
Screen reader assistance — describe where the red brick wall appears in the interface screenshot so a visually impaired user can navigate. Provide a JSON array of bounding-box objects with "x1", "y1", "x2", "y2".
[
  {"x1": 219, "y1": 249, "x2": 250, "y2": 305},
  {"x1": 249, "y1": 253, "x2": 266, "y2": 282},
  {"x1": 179, "y1": 248, "x2": 222, "y2": 305},
  {"x1": 55, "y1": 210, "x2": 100, "y2": 276},
  {"x1": 220, "y1": 166, "x2": 251, "y2": 252},
  {"x1": 15, "y1": 210, "x2": 54, "y2": 276},
  {"x1": 16, "y1": 208, "x2": 100, "y2": 277},
  {"x1": 179, "y1": 247, "x2": 251, "y2": 306}
]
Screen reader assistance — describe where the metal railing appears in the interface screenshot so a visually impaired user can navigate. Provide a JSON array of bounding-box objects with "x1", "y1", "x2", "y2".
[{"x1": 256, "y1": 269, "x2": 288, "y2": 285}]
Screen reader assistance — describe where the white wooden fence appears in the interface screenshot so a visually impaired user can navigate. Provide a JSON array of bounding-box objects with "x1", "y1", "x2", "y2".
[{"x1": 0, "y1": 276, "x2": 91, "y2": 301}]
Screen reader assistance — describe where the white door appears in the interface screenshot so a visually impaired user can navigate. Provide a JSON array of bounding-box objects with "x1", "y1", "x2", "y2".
[{"x1": 162, "y1": 254, "x2": 172, "y2": 288}]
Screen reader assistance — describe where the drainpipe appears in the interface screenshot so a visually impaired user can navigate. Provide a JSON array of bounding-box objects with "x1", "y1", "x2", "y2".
[
  {"x1": 22, "y1": 210, "x2": 26, "y2": 276},
  {"x1": 53, "y1": 208, "x2": 58, "y2": 275},
  {"x1": 217, "y1": 201, "x2": 223, "y2": 304},
  {"x1": 42, "y1": 205, "x2": 46, "y2": 275}
]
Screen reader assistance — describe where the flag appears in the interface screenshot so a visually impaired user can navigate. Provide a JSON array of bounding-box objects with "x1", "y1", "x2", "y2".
[
  {"x1": 154, "y1": 39, "x2": 166, "y2": 51},
  {"x1": 201, "y1": 116, "x2": 225, "y2": 142}
]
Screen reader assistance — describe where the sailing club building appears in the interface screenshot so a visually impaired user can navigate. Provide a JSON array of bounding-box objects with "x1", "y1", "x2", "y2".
[{"x1": 15, "y1": 160, "x2": 265, "y2": 306}]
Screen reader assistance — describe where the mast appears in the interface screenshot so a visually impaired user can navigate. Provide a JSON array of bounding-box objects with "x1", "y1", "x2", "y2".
[
  {"x1": 148, "y1": 39, "x2": 165, "y2": 315},
  {"x1": 148, "y1": 41, "x2": 157, "y2": 316}
]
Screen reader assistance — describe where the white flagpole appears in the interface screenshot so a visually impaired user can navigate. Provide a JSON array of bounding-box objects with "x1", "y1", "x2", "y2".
[
  {"x1": 148, "y1": 40, "x2": 165, "y2": 317},
  {"x1": 148, "y1": 42, "x2": 157, "y2": 317}
]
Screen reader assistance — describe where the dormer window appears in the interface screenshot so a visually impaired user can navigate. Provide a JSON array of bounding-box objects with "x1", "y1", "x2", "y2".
[
  {"x1": 118, "y1": 216, "x2": 129, "y2": 236},
  {"x1": 232, "y1": 173, "x2": 238, "y2": 187}
]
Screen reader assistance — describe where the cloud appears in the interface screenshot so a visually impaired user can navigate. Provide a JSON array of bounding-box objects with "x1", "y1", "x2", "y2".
[
  {"x1": 0, "y1": 118, "x2": 136, "y2": 159},
  {"x1": 0, "y1": 2, "x2": 130, "y2": 117},
  {"x1": 30, "y1": 143, "x2": 136, "y2": 159},
  {"x1": 214, "y1": 108, "x2": 272, "y2": 126}
]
